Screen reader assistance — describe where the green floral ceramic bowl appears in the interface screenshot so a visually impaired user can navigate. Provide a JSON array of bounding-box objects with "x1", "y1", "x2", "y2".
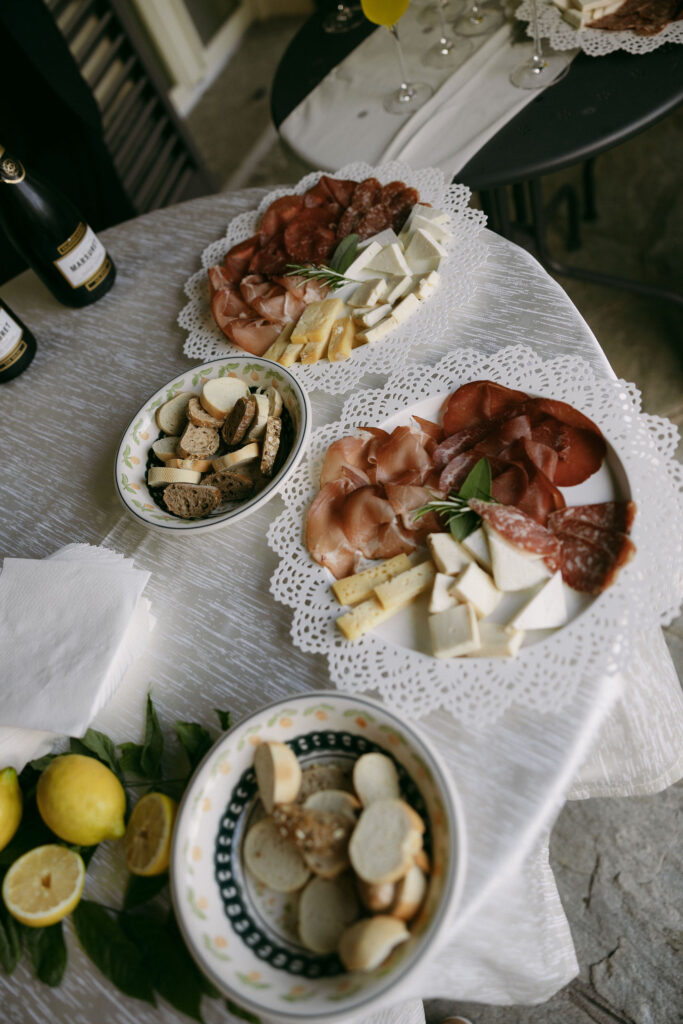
[
  {"x1": 114, "y1": 356, "x2": 311, "y2": 532},
  {"x1": 170, "y1": 691, "x2": 466, "y2": 1024}
]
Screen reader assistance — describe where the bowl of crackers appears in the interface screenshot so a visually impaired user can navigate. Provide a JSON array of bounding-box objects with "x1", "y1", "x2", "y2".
[
  {"x1": 170, "y1": 691, "x2": 465, "y2": 1023},
  {"x1": 114, "y1": 355, "x2": 311, "y2": 532}
]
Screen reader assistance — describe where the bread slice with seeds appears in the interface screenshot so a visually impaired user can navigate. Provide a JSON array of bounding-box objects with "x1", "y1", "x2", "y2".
[
  {"x1": 202, "y1": 468, "x2": 256, "y2": 502},
  {"x1": 177, "y1": 422, "x2": 220, "y2": 459},
  {"x1": 260, "y1": 416, "x2": 282, "y2": 477},
  {"x1": 163, "y1": 483, "x2": 221, "y2": 519},
  {"x1": 187, "y1": 395, "x2": 225, "y2": 429}
]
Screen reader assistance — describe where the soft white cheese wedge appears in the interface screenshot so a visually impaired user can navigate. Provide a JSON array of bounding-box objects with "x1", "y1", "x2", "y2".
[
  {"x1": 358, "y1": 228, "x2": 400, "y2": 250},
  {"x1": 427, "y1": 533, "x2": 473, "y2": 575},
  {"x1": 391, "y1": 292, "x2": 421, "y2": 325},
  {"x1": 459, "y1": 526, "x2": 492, "y2": 572},
  {"x1": 345, "y1": 242, "x2": 382, "y2": 281},
  {"x1": 428, "y1": 573, "x2": 458, "y2": 615},
  {"x1": 508, "y1": 571, "x2": 568, "y2": 631},
  {"x1": 403, "y1": 229, "x2": 447, "y2": 275},
  {"x1": 409, "y1": 215, "x2": 451, "y2": 246},
  {"x1": 384, "y1": 275, "x2": 414, "y2": 304},
  {"x1": 485, "y1": 526, "x2": 552, "y2": 591},
  {"x1": 413, "y1": 270, "x2": 440, "y2": 301},
  {"x1": 356, "y1": 317, "x2": 397, "y2": 344},
  {"x1": 430, "y1": 602, "x2": 480, "y2": 659},
  {"x1": 348, "y1": 278, "x2": 389, "y2": 308},
  {"x1": 367, "y1": 243, "x2": 411, "y2": 277},
  {"x1": 465, "y1": 621, "x2": 525, "y2": 658},
  {"x1": 449, "y1": 562, "x2": 502, "y2": 619},
  {"x1": 353, "y1": 303, "x2": 393, "y2": 328},
  {"x1": 404, "y1": 204, "x2": 450, "y2": 229}
]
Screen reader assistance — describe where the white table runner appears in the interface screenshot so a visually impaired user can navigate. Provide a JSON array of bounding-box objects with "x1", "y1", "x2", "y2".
[{"x1": 280, "y1": 8, "x2": 577, "y2": 177}]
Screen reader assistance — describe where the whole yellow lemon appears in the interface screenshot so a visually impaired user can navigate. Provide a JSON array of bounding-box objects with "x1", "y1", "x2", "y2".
[
  {"x1": 37, "y1": 754, "x2": 126, "y2": 846},
  {"x1": 0, "y1": 767, "x2": 23, "y2": 851}
]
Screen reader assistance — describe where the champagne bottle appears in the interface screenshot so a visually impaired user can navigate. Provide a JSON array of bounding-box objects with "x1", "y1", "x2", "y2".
[
  {"x1": 0, "y1": 146, "x2": 115, "y2": 307},
  {"x1": 0, "y1": 297, "x2": 36, "y2": 382}
]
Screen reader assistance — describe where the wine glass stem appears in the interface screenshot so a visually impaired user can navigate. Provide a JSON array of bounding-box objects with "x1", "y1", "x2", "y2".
[
  {"x1": 389, "y1": 24, "x2": 412, "y2": 95},
  {"x1": 437, "y1": 1, "x2": 449, "y2": 41},
  {"x1": 530, "y1": 0, "x2": 545, "y2": 63}
]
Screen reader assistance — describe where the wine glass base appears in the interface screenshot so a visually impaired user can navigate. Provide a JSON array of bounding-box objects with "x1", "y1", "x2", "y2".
[
  {"x1": 418, "y1": 0, "x2": 466, "y2": 26},
  {"x1": 454, "y1": 7, "x2": 504, "y2": 35},
  {"x1": 383, "y1": 81, "x2": 434, "y2": 115},
  {"x1": 322, "y1": 6, "x2": 364, "y2": 33},
  {"x1": 423, "y1": 36, "x2": 473, "y2": 69},
  {"x1": 509, "y1": 53, "x2": 572, "y2": 89}
]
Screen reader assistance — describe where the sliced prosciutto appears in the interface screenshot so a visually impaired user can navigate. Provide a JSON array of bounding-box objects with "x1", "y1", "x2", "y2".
[{"x1": 224, "y1": 316, "x2": 281, "y2": 356}]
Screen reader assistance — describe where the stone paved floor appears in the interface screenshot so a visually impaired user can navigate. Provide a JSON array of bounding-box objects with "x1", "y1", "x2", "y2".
[{"x1": 184, "y1": 17, "x2": 683, "y2": 1022}]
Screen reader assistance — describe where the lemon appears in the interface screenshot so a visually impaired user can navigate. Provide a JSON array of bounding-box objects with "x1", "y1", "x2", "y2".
[
  {"x1": 0, "y1": 767, "x2": 23, "y2": 851},
  {"x1": 37, "y1": 754, "x2": 126, "y2": 846},
  {"x1": 124, "y1": 792, "x2": 177, "y2": 876},
  {"x1": 2, "y1": 844, "x2": 85, "y2": 927}
]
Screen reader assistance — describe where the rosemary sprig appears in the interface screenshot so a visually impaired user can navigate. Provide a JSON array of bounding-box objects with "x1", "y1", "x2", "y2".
[
  {"x1": 413, "y1": 457, "x2": 495, "y2": 541},
  {"x1": 285, "y1": 263, "x2": 351, "y2": 290}
]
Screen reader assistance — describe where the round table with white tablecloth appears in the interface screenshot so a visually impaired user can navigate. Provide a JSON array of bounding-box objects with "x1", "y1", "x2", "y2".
[{"x1": 0, "y1": 188, "x2": 681, "y2": 1024}]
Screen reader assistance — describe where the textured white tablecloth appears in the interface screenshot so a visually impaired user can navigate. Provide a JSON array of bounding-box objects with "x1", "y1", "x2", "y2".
[
  {"x1": 279, "y1": 8, "x2": 577, "y2": 177},
  {"x1": 0, "y1": 189, "x2": 680, "y2": 1024}
]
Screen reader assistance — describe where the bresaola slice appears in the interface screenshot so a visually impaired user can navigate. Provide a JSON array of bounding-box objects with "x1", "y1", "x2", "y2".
[
  {"x1": 548, "y1": 501, "x2": 636, "y2": 535},
  {"x1": 547, "y1": 500, "x2": 636, "y2": 594}
]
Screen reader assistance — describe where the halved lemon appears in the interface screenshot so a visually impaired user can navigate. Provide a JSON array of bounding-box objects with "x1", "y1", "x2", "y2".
[
  {"x1": 2, "y1": 845, "x2": 85, "y2": 927},
  {"x1": 124, "y1": 792, "x2": 177, "y2": 876}
]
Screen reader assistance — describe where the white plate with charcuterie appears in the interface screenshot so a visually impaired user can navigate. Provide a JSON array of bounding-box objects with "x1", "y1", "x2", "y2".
[
  {"x1": 267, "y1": 344, "x2": 683, "y2": 727},
  {"x1": 179, "y1": 162, "x2": 487, "y2": 396}
]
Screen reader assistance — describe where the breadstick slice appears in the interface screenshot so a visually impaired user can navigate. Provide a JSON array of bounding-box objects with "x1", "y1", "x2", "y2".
[
  {"x1": 391, "y1": 864, "x2": 427, "y2": 922},
  {"x1": 349, "y1": 799, "x2": 424, "y2": 885},
  {"x1": 304, "y1": 789, "x2": 360, "y2": 820},
  {"x1": 338, "y1": 916, "x2": 409, "y2": 973},
  {"x1": 298, "y1": 875, "x2": 359, "y2": 954},
  {"x1": 254, "y1": 741, "x2": 302, "y2": 814},
  {"x1": 352, "y1": 752, "x2": 400, "y2": 806},
  {"x1": 243, "y1": 817, "x2": 310, "y2": 893}
]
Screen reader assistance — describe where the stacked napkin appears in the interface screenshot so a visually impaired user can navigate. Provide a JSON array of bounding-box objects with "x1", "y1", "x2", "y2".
[{"x1": 0, "y1": 544, "x2": 152, "y2": 771}]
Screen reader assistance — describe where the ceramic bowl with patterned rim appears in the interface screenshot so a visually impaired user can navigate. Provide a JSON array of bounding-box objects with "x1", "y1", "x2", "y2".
[
  {"x1": 170, "y1": 691, "x2": 466, "y2": 1024},
  {"x1": 114, "y1": 355, "x2": 311, "y2": 532}
]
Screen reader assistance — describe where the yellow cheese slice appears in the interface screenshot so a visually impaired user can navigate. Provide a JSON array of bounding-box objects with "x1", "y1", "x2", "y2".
[
  {"x1": 328, "y1": 316, "x2": 356, "y2": 362},
  {"x1": 332, "y1": 554, "x2": 412, "y2": 607},
  {"x1": 291, "y1": 298, "x2": 344, "y2": 346},
  {"x1": 374, "y1": 561, "x2": 436, "y2": 611}
]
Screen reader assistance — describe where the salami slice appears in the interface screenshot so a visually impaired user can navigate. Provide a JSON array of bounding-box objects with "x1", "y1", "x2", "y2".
[
  {"x1": 259, "y1": 195, "x2": 305, "y2": 244},
  {"x1": 351, "y1": 177, "x2": 381, "y2": 210},
  {"x1": 336, "y1": 206, "x2": 362, "y2": 240},
  {"x1": 548, "y1": 501, "x2": 636, "y2": 535},
  {"x1": 557, "y1": 533, "x2": 634, "y2": 594},
  {"x1": 554, "y1": 520, "x2": 636, "y2": 561},
  {"x1": 355, "y1": 205, "x2": 394, "y2": 240},
  {"x1": 320, "y1": 176, "x2": 356, "y2": 208},
  {"x1": 469, "y1": 499, "x2": 561, "y2": 570},
  {"x1": 284, "y1": 206, "x2": 339, "y2": 262},
  {"x1": 388, "y1": 187, "x2": 419, "y2": 231},
  {"x1": 248, "y1": 243, "x2": 288, "y2": 277},
  {"x1": 378, "y1": 180, "x2": 407, "y2": 205}
]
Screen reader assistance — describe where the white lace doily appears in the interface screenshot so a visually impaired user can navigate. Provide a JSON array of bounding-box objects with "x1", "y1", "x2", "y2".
[
  {"x1": 267, "y1": 344, "x2": 683, "y2": 726},
  {"x1": 178, "y1": 161, "x2": 486, "y2": 396},
  {"x1": 517, "y1": 0, "x2": 683, "y2": 54}
]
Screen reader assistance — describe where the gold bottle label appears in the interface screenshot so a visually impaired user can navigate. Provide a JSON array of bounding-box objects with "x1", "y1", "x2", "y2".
[
  {"x1": 53, "y1": 222, "x2": 109, "y2": 290},
  {"x1": 0, "y1": 309, "x2": 26, "y2": 371},
  {"x1": 0, "y1": 151, "x2": 26, "y2": 185}
]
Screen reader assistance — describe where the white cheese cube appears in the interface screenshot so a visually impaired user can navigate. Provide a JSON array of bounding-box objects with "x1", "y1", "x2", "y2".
[
  {"x1": 358, "y1": 228, "x2": 400, "y2": 250},
  {"x1": 356, "y1": 316, "x2": 397, "y2": 344},
  {"x1": 508, "y1": 572, "x2": 568, "y2": 631},
  {"x1": 391, "y1": 292, "x2": 421, "y2": 325},
  {"x1": 408, "y1": 215, "x2": 451, "y2": 246},
  {"x1": 354, "y1": 303, "x2": 393, "y2": 327},
  {"x1": 465, "y1": 621, "x2": 524, "y2": 658},
  {"x1": 345, "y1": 242, "x2": 382, "y2": 281},
  {"x1": 384, "y1": 275, "x2": 414, "y2": 304},
  {"x1": 459, "y1": 526, "x2": 492, "y2": 572},
  {"x1": 348, "y1": 278, "x2": 389, "y2": 308},
  {"x1": 427, "y1": 533, "x2": 473, "y2": 575},
  {"x1": 413, "y1": 270, "x2": 441, "y2": 301},
  {"x1": 449, "y1": 562, "x2": 502, "y2": 619},
  {"x1": 428, "y1": 573, "x2": 458, "y2": 615},
  {"x1": 403, "y1": 229, "x2": 447, "y2": 275},
  {"x1": 430, "y1": 602, "x2": 480, "y2": 659},
  {"x1": 367, "y1": 243, "x2": 411, "y2": 277},
  {"x1": 404, "y1": 204, "x2": 450, "y2": 230},
  {"x1": 485, "y1": 526, "x2": 551, "y2": 591}
]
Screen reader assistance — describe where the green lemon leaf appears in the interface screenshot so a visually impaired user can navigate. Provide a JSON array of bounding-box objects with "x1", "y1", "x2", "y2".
[
  {"x1": 120, "y1": 911, "x2": 205, "y2": 1021},
  {"x1": 71, "y1": 901, "x2": 155, "y2": 1005},
  {"x1": 20, "y1": 922, "x2": 67, "y2": 987},
  {"x1": 118, "y1": 742, "x2": 143, "y2": 776},
  {"x1": 175, "y1": 722, "x2": 213, "y2": 771},
  {"x1": 122, "y1": 873, "x2": 169, "y2": 911},
  {"x1": 0, "y1": 901, "x2": 22, "y2": 974},
  {"x1": 141, "y1": 695, "x2": 164, "y2": 779},
  {"x1": 215, "y1": 709, "x2": 232, "y2": 731},
  {"x1": 70, "y1": 729, "x2": 122, "y2": 781}
]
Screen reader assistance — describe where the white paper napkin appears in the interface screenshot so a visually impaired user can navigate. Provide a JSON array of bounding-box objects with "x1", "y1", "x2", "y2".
[{"x1": 0, "y1": 544, "x2": 152, "y2": 770}]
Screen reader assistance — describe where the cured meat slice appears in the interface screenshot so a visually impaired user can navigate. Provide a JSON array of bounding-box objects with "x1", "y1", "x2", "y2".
[
  {"x1": 284, "y1": 207, "x2": 338, "y2": 263},
  {"x1": 320, "y1": 435, "x2": 373, "y2": 487},
  {"x1": 355, "y1": 206, "x2": 394, "y2": 240},
  {"x1": 320, "y1": 176, "x2": 356, "y2": 208},
  {"x1": 412, "y1": 416, "x2": 443, "y2": 443},
  {"x1": 303, "y1": 179, "x2": 337, "y2": 208},
  {"x1": 387, "y1": 187, "x2": 419, "y2": 231},
  {"x1": 240, "y1": 274, "x2": 306, "y2": 326},
  {"x1": 384, "y1": 484, "x2": 443, "y2": 536},
  {"x1": 208, "y1": 264, "x2": 234, "y2": 298},
  {"x1": 438, "y1": 451, "x2": 483, "y2": 493},
  {"x1": 372, "y1": 425, "x2": 434, "y2": 486},
  {"x1": 259, "y1": 195, "x2": 305, "y2": 244},
  {"x1": 224, "y1": 233, "x2": 260, "y2": 283},
  {"x1": 378, "y1": 180, "x2": 407, "y2": 205},
  {"x1": 273, "y1": 274, "x2": 330, "y2": 303},
  {"x1": 557, "y1": 533, "x2": 635, "y2": 594},
  {"x1": 468, "y1": 499, "x2": 561, "y2": 571},
  {"x1": 224, "y1": 316, "x2": 281, "y2": 356},
  {"x1": 443, "y1": 381, "x2": 530, "y2": 436},
  {"x1": 336, "y1": 205, "x2": 362, "y2": 241},
  {"x1": 526, "y1": 414, "x2": 605, "y2": 487},
  {"x1": 212, "y1": 283, "x2": 253, "y2": 325},
  {"x1": 248, "y1": 235, "x2": 288, "y2": 276},
  {"x1": 306, "y1": 477, "x2": 364, "y2": 579},
  {"x1": 554, "y1": 520, "x2": 636, "y2": 561},
  {"x1": 548, "y1": 501, "x2": 636, "y2": 535},
  {"x1": 351, "y1": 177, "x2": 381, "y2": 210}
]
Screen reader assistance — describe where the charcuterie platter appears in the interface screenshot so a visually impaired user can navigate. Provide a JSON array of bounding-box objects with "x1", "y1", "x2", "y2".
[
  {"x1": 268, "y1": 345, "x2": 681, "y2": 726},
  {"x1": 179, "y1": 162, "x2": 486, "y2": 395}
]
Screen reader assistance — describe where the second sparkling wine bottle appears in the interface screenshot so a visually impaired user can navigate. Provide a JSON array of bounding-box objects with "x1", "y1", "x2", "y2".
[{"x1": 0, "y1": 145, "x2": 115, "y2": 307}]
